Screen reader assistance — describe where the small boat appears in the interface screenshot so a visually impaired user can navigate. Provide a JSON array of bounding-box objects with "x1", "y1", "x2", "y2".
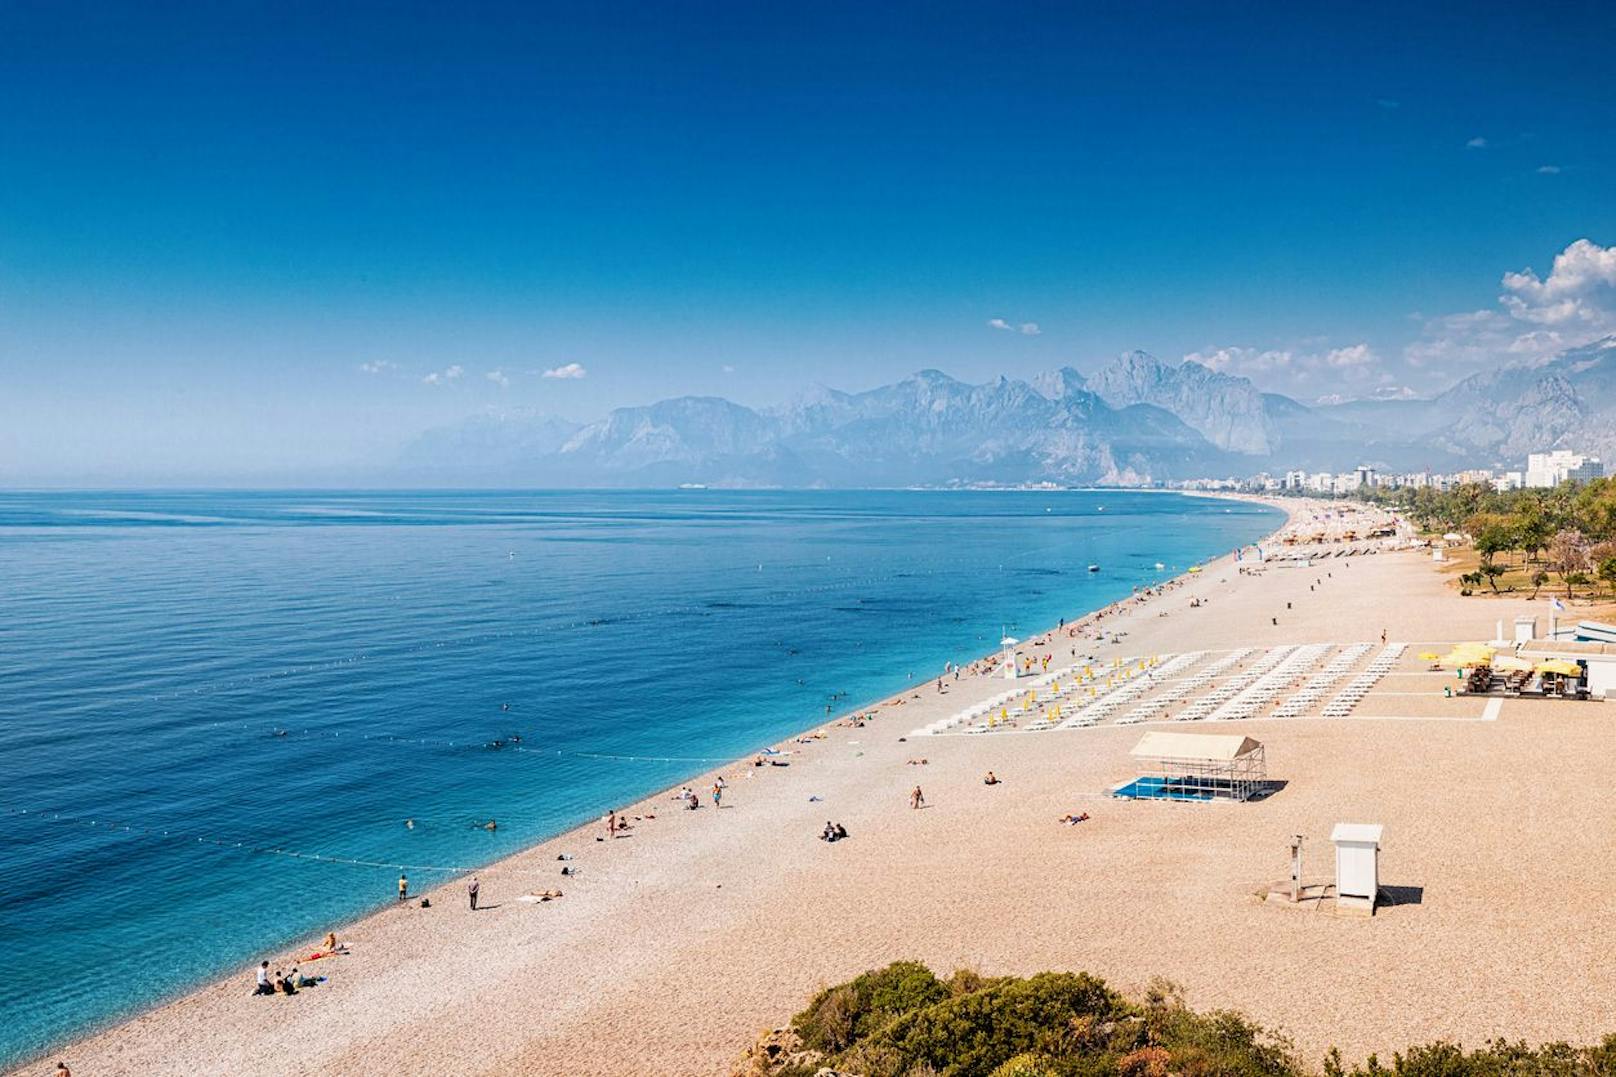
[
  {"x1": 1154, "y1": 562, "x2": 1166, "y2": 570},
  {"x1": 1087, "y1": 564, "x2": 1100, "y2": 573}
]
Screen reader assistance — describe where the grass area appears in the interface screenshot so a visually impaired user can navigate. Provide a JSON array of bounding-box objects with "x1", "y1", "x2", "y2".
[{"x1": 1436, "y1": 545, "x2": 1616, "y2": 618}]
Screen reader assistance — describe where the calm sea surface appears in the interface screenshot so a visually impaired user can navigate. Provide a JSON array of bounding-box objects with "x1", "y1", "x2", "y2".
[{"x1": 0, "y1": 489, "x2": 1279, "y2": 1064}]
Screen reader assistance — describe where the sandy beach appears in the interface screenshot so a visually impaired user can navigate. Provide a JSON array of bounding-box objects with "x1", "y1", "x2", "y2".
[{"x1": 21, "y1": 497, "x2": 1616, "y2": 1076}]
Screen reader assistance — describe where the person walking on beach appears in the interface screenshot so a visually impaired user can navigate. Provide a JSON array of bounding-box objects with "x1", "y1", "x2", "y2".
[
  {"x1": 467, "y1": 875, "x2": 480, "y2": 911},
  {"x1": 712, "y1": 781, "x2": 723, "y2": 808},
  {"x1": 607, "y1": 809, "x2": 617, "y2": 838},
  {"x1": 910, "y1": 785, "x2": 925, "y2": 810},
  {"x1": 397, "y1": 873, "x2": 408, "y2": 902}
]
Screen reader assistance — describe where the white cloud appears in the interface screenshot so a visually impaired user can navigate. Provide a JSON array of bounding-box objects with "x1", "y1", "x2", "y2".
[
  {"x1": 422, "y1": 364, "x2": 464, "y2": 386},
  {"x1": 987, "y1": 317, "x2": 1041, "y2": 335},
  {"x1": 358, "y1": 360, "x2": 395, "y2": 374},
  {"x1": 1324, "y1": 343, "x2": 1376, "y2": 368},
  {"x1": 486, "y1": 369, "x2": 510, "y2": 388},
  {"x1": 1537, "y1": 164, "x2": 1562, "y2": 174},
  {"x1": 1466, "y1": 136, "x2": 1488, "y2": 149},
  {"x1": 542, "y1": 362, "x2": 588, "y2": 380},
  {"x1": 1499, "y1": 238, "x2": 1616, "y2": 330},
  {"x1": 1403, "y1": 239, "x2": 1616, "y2": 378},
  {"x1": 1184, "y1": 342, "x2": 1380, "y2": 384},
  {"x1": 1185, "y1": 346, "x2": 1295, "y2": 376}
]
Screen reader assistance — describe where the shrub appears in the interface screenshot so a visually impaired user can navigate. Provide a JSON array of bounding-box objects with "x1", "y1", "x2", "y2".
[
  {"x1": 793, "y1": 961, "x2": 952, "y2": 1053},
  {"x1": 991, "y1": 1054, "x2": 1063, "y2": 1077},
  {"x1": 857, "y1": 971, "x2": 1125, "y2": 1076}
]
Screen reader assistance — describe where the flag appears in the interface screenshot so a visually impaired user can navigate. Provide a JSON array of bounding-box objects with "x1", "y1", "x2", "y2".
[{"x1": 1551, "y1": 597, "x2": 1566, "y2": 612}]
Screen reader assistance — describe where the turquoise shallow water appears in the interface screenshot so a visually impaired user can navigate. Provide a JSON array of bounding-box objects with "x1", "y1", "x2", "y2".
[{"x1": 0, "y1": 489, "x2": 1279, "y2": 1065}]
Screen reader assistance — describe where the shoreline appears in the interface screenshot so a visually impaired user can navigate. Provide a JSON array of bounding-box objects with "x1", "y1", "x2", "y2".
[
  {"x1": 15, "y1": 493, "x2": 1296, "y2": 1071},
  {"x1": 56, "y1": 493, "x2": 1608, "y2": 1076}
]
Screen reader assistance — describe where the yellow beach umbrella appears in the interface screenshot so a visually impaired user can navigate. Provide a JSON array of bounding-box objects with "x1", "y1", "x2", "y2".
[
  {"x1": 1491, "y1": 655, "x2": 1533, "y2": 673},
  {"x1": 1418, "y1": 651, "x2": 1442, "y2": 662},
  {"x1": 1537, "y1": 659, "x2": 1582, "y2": 676}
]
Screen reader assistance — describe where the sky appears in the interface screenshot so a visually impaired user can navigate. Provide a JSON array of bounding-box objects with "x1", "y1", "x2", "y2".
[{"x1": 2, "y1": 1, "x2": 1615, "y2": 483}]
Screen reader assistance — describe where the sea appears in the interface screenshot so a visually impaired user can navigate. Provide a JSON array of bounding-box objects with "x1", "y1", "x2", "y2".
[{"x1": 0, "y1": 489, "x2": 1280, "y2": 1065}]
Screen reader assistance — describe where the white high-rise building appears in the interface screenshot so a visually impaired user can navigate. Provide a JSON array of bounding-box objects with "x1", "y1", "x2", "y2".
[{"x1": 1525, "y1": 450, "x2": 1603, "y2": 488}]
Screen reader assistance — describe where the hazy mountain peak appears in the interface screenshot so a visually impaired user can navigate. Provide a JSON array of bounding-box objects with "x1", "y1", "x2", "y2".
[{"x1": 1030, "y1": 365, "x2": 1088, "y2": 400}]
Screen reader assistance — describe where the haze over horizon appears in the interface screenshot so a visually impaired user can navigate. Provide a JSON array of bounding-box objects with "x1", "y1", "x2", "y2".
[{"x1": 3, "y1": 2, "x2": 1614, "y2": 484}]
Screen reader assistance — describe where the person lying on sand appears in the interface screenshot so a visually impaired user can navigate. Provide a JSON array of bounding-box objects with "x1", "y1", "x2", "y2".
[
  {"x1": 1059, "y1": 813, "x2": 1091, "y2": 825},
  {"x1": 525, "y1": 889, "x2": 564, "y2": 901},
  {"x1": 905, "y1": 758, "x2": 928, "y2": 765}
]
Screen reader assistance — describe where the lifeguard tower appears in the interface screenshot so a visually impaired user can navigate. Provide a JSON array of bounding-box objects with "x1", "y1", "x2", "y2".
[{"x1": 1000, "y1": 635, "x2": 1020, "y2": 679}]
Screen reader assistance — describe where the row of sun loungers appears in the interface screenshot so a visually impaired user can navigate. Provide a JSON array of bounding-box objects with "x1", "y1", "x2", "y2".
[
  {"x1": 1321, "y1": 643, "x2": 1406, "y2": 717},
  {"x1": 920, "y1": 639, "x2": 1412, "y2": 736},
  {"x1": 1271, "y1": 642, "x2": 1373, "y2": 718},
  {"x1": 1207, "y1": 644, "x2": 1332, "y2": 721}
]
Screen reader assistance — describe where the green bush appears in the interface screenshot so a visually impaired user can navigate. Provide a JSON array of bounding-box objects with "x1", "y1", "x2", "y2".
[
  {"x1": 775, "y1": 963, "x2": 1616, "y2": 1077},
  {"x1": 1323, "y1": 1035, "x2": 1616, "y2": 1076},
  {"x1": 793, "y1": 961, "x2": 953, "y2": 1053},
  {"x1": 991, "y1": 1054, "x2": 1063, "y2": 1077},
  {"x1": 855, "y1": 971, "x2": 1125, "y2": 1076}
]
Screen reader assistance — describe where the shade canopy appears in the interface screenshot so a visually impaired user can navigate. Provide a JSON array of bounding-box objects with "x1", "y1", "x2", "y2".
[
  {"x1": 1130, "y1": 730, "x2": 1262, "y2": 763},
  {"x1": 1491, "y1": 655, "x2": 1534, "y2": 673},
  {"x1": 1537, "y1": 659, "x2": 1583, "y2": 675}
]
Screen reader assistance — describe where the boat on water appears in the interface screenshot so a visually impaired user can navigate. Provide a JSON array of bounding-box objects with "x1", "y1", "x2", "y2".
[
  {"x1": 1154, "y1": 562, "x2": 1166, "y2": 570},
  {"x1": 1087, "y1": 564, "x2": 1100, "y2": 572}
]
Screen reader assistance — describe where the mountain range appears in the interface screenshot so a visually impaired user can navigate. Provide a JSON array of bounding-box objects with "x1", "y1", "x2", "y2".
[{"x1": 402, "y1": 336, "x2": 1616, "y2": 487}]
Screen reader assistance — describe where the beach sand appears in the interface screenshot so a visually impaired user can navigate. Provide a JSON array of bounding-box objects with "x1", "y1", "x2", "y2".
[{"x1": 22, "y1": 499, "x2": 1616, "y2": 1076}]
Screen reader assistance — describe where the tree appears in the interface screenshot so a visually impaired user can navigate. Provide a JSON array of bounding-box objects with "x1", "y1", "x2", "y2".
[
  {"x1": 1465, "y1": 512, "x2": 1517, "y2": 576},
  {"x1": 1480, "y1": 562, "x2": 1507, "y2": 593},
  {"x1": 1549, "y1": 529, "x2": 1591, "y2": 598},
  {"x1": 1530, "y1": 569, "x2": 1550, "y2": 599},
  {"x1": 1598, "y1": 554, "x2": 1616, "y2": 598},
  {"x1": 1514, "y1": 503, "x2": 1555, "y2": 563}
]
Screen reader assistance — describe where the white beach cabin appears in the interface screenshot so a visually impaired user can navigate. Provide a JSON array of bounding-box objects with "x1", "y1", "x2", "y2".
[{"x1": 1330, "y1": 822, "x2": 1383, "y2": 916}]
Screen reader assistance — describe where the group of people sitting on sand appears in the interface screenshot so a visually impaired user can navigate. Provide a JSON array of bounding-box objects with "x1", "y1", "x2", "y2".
[
  {"x1": 819, "y1": 821, "x2": 849, "y2": 842},
  {"x1": 254, "y1": 961, "x2": 323, "y2": 996}
]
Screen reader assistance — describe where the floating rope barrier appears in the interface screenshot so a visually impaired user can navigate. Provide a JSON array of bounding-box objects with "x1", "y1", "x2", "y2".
[
  {"x1": 170, "y1": 717, "x2": 795, "y2": 767},
  {"x1": 2, "y1": 806, "x2": 561, "y2": 878}
]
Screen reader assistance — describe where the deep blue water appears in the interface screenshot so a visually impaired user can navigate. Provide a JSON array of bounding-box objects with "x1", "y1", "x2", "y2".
[{"x1": 0, "y1": 489, "x2": 1279, "y2": 1065}]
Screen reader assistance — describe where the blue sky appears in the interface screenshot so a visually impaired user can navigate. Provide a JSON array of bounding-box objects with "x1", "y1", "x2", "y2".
[{"x1": 2, "y1": 1, "x2": 1614, "y2": 481}]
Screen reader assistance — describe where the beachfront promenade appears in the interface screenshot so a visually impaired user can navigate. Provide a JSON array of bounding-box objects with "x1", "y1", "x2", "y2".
[{"x1": 24, "y1": 500, "x2": 1616, "y2": 1076}]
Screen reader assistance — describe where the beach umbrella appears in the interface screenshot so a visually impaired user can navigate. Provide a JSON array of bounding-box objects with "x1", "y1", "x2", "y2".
[
  {"x1": 1536, "y1": 659, "x2": 1582, "y2": 676},
  {"x1": 1491, "y1": 655, "x2": 1534, "y2": 673},
  {"x1": 1418, "y1": 651, "x2": 1441, "y2": 661}
]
